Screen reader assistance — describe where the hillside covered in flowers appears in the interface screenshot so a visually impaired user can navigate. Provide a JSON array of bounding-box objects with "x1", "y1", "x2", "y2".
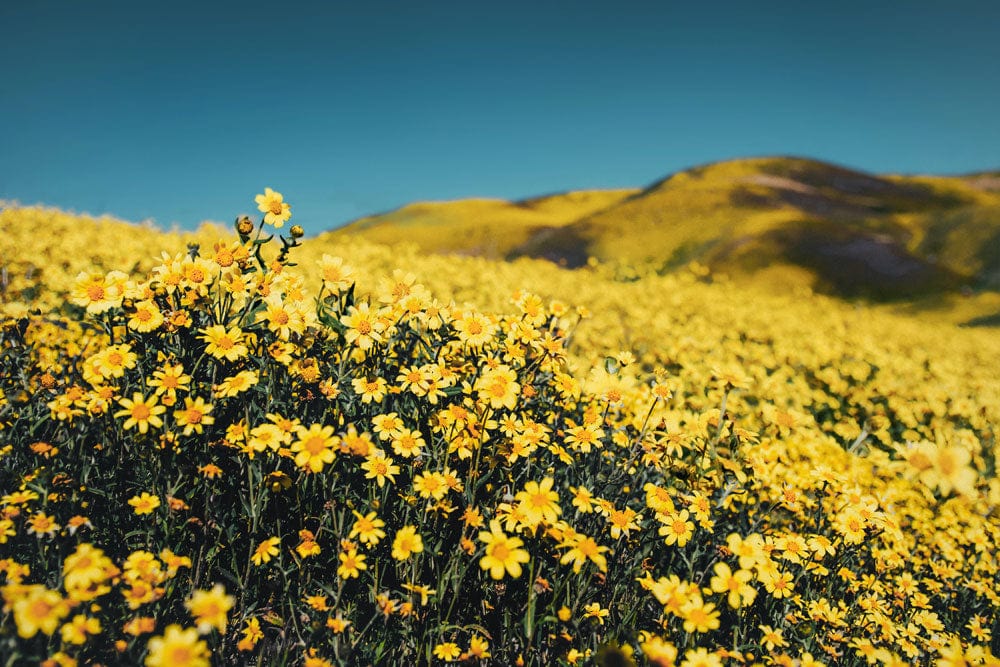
[{"x1": 0, "y1": 194, "x2": 998, "y2": 666}]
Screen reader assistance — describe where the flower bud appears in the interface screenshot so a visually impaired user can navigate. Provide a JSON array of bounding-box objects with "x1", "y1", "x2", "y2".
[{"x1": 235, "y1": 215, "x2": 255, "y2": 235}]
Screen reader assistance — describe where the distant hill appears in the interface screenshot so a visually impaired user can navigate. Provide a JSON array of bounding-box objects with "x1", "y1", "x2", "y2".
[
  {"x1": 328, "y1": 157, "x2": 1000, "y2": 300},
  {"x1": 330, "y1": 189, "x2": 637, "y2": 260}
]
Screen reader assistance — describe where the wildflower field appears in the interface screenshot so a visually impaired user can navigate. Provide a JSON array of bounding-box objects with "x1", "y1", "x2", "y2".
[{"x1": 1, "y1": 192, "x2": 998, "y2": 667}]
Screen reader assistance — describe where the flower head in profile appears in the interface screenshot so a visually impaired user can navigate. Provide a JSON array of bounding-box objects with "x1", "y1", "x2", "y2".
[
  {"x1": 255, "y1": 187, "x2": 291, "y2": 228},
  {"x1": 252, "y1": 537, "x2": 281, "y2": 566}
]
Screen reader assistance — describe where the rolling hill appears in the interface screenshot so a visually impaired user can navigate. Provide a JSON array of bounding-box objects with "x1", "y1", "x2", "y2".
[{"x1": 330, "y1": 157, "x2": 1000, "y2": 300}]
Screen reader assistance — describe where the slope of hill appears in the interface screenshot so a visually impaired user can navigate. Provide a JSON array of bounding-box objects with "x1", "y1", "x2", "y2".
[
  {"x1": 332, "y1": 157, "x2": 1000, "y2": 301},
  {"x1": 330, "y1": 188, "x2": 637, "y2": 259}
]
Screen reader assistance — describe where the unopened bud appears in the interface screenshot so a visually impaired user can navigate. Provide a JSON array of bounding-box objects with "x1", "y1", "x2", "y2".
[
  {"x1": 289, "y1": 225, "x2": 304, "y2": 238},
  {"x1": 235, "y1": 215, "x2": 255, "y2": 235}
]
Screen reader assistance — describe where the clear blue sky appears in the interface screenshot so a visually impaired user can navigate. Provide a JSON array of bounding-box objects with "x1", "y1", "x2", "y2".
[{"x1": 3, "y1": 0, "x2": 998, "y2": 234}]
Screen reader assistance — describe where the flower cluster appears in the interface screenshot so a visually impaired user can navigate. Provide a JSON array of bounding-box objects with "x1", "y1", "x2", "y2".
[{"x1": 0, "y1": 193, "x2": 998, "y2": 666}]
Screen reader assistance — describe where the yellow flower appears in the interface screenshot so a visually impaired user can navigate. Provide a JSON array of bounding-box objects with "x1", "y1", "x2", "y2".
[
  {"x1": 60, "y1": 613, "x2": 102, "y2": 644},
  {"x1": 326, "y1": 615, "x2": 350, "y2": 634},
  {"x1": 199, "y1": 325, "x2": 249, "y2": 362},
  {"x1": 680, "y1": 599, "x2": 720, "y2": 634},
  {"x1": 185, "y1": 583, "x2": 234, "y2": 634},
  {"x1": 128, "y1": 299, "x2": 164, "y2": 332},
  {"x1": 433, "y1": 642, "x2": 461, "y2": 662},
  {"x1": 252, "y1": 537, "x2": 281, "y2": 566},
  {"x1": 558, "y1": 533, "x2": 609, "y2": 573},
  {"x1": 478, "y1": 520, "x2": 530, "y2": 580},
  {"x1": 391, "y1": 525, "x2": 424, "y2": 561},
  {"x1": 145, "y1": 624, "x2": 210, "y2": 667},
  {"x1": 317, "y1": 254, "x2": 354, "y2": 292},
  {"x1": 583, "y1": 602, "x2": 609, "y2": 624},
  {"x1": 401, "y1": 582, "x2": 435, "y2": 606},
  {"x1": 237, "y1": 617, "x2": 263, "y2": 651},
  {"x1": 173, "y1": 397, "x2": 215, "y2": 436},
  {"x1": 679, "y1": 647, "x2": 722, "y2": 667},
  {"x1": 27, "y1": 512, "x2": 60, "y2": 538},
  {"x1": 641, "y1": 635, "x2": 678, "y2": 667},
  {"x1": 63, "y1": 543, "x2": 116, "y2": 601},
  {"x1": 658, "y1": 509, "x2": 695, "y2": 547},
  {"x1": 115, "y1": 393, "x2": 166, "y2": 434},
  {"x1": 340, "y1": 303, "x2": 385, "y2": 351},
  {"x1": 70, "y1": 271, "x2": 122, "y2": 313},
  {"x1": 290, "y1": 424, "x2": 338, "y2": 473},
  {"x1": 128, "y1": 493, "x2": 162, "y2": 516},
  {"x1": 11, "y1": 585, "x2": 71, "y2": 638},
  {"x1": 296, "y1": 530, "x2": 321, "y2": 558},
  {"x1": 361, "y1": 450, "x2": 400, "y2": 487},
  {"x1": 467, "y1": 635, "x2": 491, "y2": 659},
  {"x1": 475, "y1": 364, "x2": 520, "y2": 410},
  {"x1": 709, "y1": 562, "x2": 757, "y2": 609},
  {"x1": 413, "y1": 470, "x2": 449, "y2": 500},
  {"x1": 349, "y1": 510, "x2": 386, "y2": 546},
  {"x1": 255, "y1": 187, "x2": 291, "y2": 228},
  {"x1": 514, "y1": 477, "x2": 562, "y2": 527}
]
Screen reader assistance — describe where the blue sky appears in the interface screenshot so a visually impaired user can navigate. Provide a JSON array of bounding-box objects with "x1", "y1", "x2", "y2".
[{"x1": 2, "y1": 0, "x2": 998, "y2": 234}]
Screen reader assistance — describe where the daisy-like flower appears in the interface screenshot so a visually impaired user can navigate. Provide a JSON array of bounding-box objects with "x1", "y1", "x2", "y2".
[
  {"x1": 128, "y1": 493, "x2": 162, "y2": 516},
  {"x1": 349, "y1": 510, "x2": 387, "y2": 546},
  {"x1": 128, "y1": 299, "x2": 165, "y2": 332},
  {"x1": 61, "y1": 613, "x2": 102, "y2": 645},
  {"x1": 337, "y1": 548, "x2": 367, "y2": 580},
  {"x1": 27, "y1": 512, "x2": 60, "y2": 538},
  {"x1": 558, "y1": 533, "x2": 609, "y2": 573},
  {"x1": 583, "y1": 602, "x2": 610, "y2": 624},
  {"x1": 185, "y1": 584, "x2": 235, "y2": 634},
  {"x1": 709, "y1": 562, "x2": 757, "y2": 609},
  {"x1": 514, "y1": 477, "x2": 562, "y2": 527},
  {"x1": 317, "y1": 254, "x2": 354, "y2": 292},
  {"x1": 174, "y1": 397, "x2": 215, "y2": 436},
  {"x1": 412, "y1": 470, "x2": 449, "y2": 500},
  {"x1": 11, "y1": 585, "x2": 70, "y2": 638},
  {"x1": 115, "y1": 393, "x2": 167, "y2": 434},
  {"x1": 361, "y1": 450, "x2": 400, "y2": 488},
  {"x1": 391, "y1": 525, "x2": 423, "y2": 561},
  {"x1": 478, "y1": 520, "x2": 530, "y2": 580},
  {"x1": 340, "y1": 303, "x2": 385, "y2": 351},
  {"x1": 199, "y1": 325, "x2": 249, "y2": 362},
  {"x1": 255, "y1": 187, "x2": 292, "y2": 227},
  {"x1": 252, "y1": 537, "x2": 280, "y2": 566},
  {"x1": 433, "y1": 642, "x2": 461, "y2": 662},
  {"x1": 658, "y1": 509, "x2": 695, "y2": 547},
  {"x1": 145, "y1": 624, "x2": 210, "y2": 667},
  {"x1": 290, "y1": 424, "x2": 338, "y2": 473}
]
